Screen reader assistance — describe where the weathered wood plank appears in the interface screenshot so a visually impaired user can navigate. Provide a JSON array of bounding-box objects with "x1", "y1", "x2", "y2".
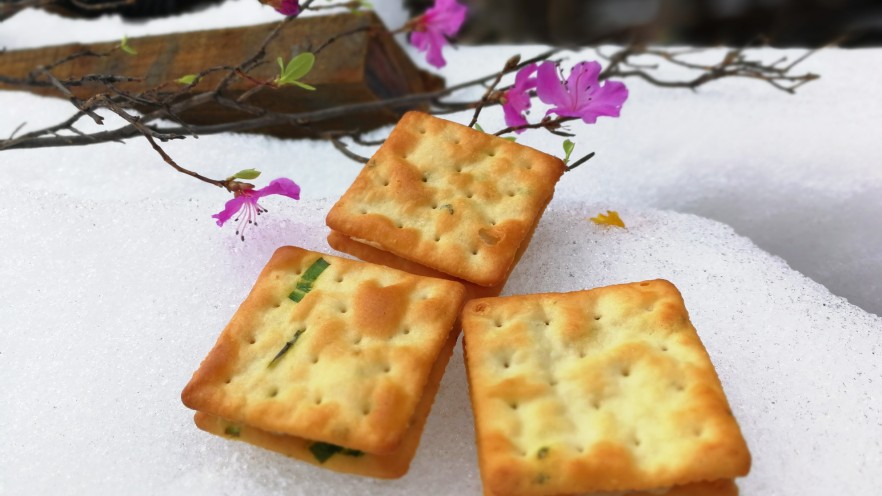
[{"x1": 0, "y1": 12, "x2": 443, "y2": 137}]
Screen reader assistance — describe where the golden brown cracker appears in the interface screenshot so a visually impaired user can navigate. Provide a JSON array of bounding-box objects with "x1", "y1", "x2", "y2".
[
  {"x1": 326, "y1": 111, "x2": 565, "y2": 287},
  {"x1": 193, "y1": 329, "x2": 459, "y2": 479},
  {"x1": 462, "y1": 280, "x2": 750, "y2": 495},
  {"x1": 182, "y1": 246, "x2": 465, "y2": 455}
]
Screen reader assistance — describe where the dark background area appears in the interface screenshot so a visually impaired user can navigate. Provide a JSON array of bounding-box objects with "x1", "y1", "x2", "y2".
[
  {"x1": 409, "y1": 0, "x2": 882, "y2": 46},
  {"x1": 12, "y1": 0, "x2": 882, "y2": 46}
]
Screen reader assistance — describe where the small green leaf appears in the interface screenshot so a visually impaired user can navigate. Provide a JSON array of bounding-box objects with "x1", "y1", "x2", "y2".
[
  {"x1": 176, "y1": 74, "x2": 199, "y2": 85},
  {"x1": 562, "y1": 139, "x2": 575, "y2": 164},
  {"x1": 277, "y1": 56, "x2": 286, "y2": 75},
  {"x1": 231, "y1": 168, "x2": 261, "y2": 180},
  {"x1": 119, "y1": 35, "x2": 137, "y2": 56},
  {"x1": 503, "y1": 136, "x2": 517, "y2": 142},
  {"x1": 277, "y1": 52, "x2": 315, "y2": 84},
  {"x1": 291, "y1": 80, "x2": 316, "y2": 91},
  {"x1": 473, "y1": 123, "x2": 484, "y2": 132}
]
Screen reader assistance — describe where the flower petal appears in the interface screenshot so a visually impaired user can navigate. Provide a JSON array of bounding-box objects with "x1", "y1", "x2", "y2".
[
  {"x1": 501, "y1": 64, "x2": 538, "y2": 131},
  {"x1": 212, "y1": 196, "x2": 249, "y2": 227},
  {"x1": 422, "y1": 31, "x2": 449, "y2": 68},
  {"x1": 567, "y1": 61, "x2": 601, "y2": 110},
  {"x1": 430, "y1": 0, "x2": 467, "y2": 36},
  {"x1": 576, "y1": 80, "x2": 629, "y2": 124},
  {"x1": 513, "y1": 63, "x2": 538, "y2": 92},
  {"x1": 274, "y1": 0, "x2": 300, "y2": 16},
  {"x1": 253, "y1": 177, "x2": 301, "y2": 200},
  {"x1": 409, "y1": 0, "x2": 467, "y2": 68},
  {"x1": 503, "y1": 100, "x2": 529, "y2": 130},
  {"x1": 409, "y1": 30, "x2": 430, "y2": 52},
  {"x1": 535, "y1": 62, "x2": 570, "y2": 110}
]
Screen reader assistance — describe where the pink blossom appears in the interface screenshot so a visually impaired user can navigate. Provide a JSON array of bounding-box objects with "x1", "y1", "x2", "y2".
[
  {"x1": 501, "y1": 63, "x2": 537, "y2": 131},
  {"x1": 212, "y1": 178, "x2": 300, "y2": 240},
  {"x1": 535, "y1": 61, "x2": 628, "y2": 124},
  {"x1": 409, "y1": 0, "x2": 467, "y2": 68},
  {"x1": 269, "y1": 0, "x2": 300, "y2": 16}
]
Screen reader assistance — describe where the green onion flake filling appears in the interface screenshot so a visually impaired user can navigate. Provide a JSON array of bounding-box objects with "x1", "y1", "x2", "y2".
[
  {"x1": 289, "y1": 257, "x2": 330, "y2": 302},
  {"x1": 268, "y1": 328, "x2": 305, "y2": 367},
  {"x1": 308, "y1": 441, "x2": 364, "y2": 463},
  {"x1": 268, "y1": 258, "x2": 330, "y2": 367}
]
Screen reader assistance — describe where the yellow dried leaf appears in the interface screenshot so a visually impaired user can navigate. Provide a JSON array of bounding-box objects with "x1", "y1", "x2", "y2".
[{"x1": 590, "y1": 210, "x2": 626, "y2": 228}]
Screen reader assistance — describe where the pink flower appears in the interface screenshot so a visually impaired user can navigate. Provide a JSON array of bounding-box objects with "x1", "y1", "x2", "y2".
[
  {"x1": 267, "y1": 0, "x2": 300, "y2": 16},
  {"x1": 535, "y1": 61, "x2": 628, "y2": 124},
  {"x1": 409, "y1": 0, "x2": 467, "y2": 68},
  {"x1": 212, "y1": 178, "x2": 301, "y2": 240},
  {"x1": 501, "y1": 63, "x2": 537, "y2": 131}
]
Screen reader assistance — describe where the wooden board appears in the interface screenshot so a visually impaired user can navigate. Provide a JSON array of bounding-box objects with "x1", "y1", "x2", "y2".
[{"x1": 0, "y1": 12, "x2": 443, "y2": 138}]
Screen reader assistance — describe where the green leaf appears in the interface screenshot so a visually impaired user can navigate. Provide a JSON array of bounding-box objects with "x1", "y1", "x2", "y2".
[
  {"x1": 231, "y1": 168, "x2": 261, "y2": 180},
  {"x1": 119, "y1": 35, "x2": 137, "y2": 56},
  {"x1": 473, "y1": 123, "x2": 484, "y2": 132},
  {"x1": 176, "y1": 74, "x2": 199, "y2": 85},
  {"x1": 277, "y1": 52, "x2": 316, "y2": 86},
  {"x1": 503, "y1": 137, "x2": 517, "y2": 142},
  {"x1": 562, "y1": 139, "x2": 575, "y2": 164},
  {"x1": 276, "y1": 56, "x2": 286, "y2": 75},
  {"x1": 291, "y1": 80, "x2": 316, "y2": 91}
]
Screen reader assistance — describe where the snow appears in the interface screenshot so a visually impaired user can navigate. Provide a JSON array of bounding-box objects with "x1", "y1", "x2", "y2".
[{"x1": 0, "y1": 1, "x2": 880, "y2": 495}]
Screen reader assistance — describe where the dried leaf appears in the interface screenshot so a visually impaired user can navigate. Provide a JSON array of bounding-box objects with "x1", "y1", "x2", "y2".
[{"x1": 590, "y1": 210, "x2": 626, "y2": 228}]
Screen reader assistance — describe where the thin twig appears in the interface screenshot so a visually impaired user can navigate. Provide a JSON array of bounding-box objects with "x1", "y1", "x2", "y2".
[
  {"x1": 565, "y1": 151, "x2": 595, "y2": 172},
  {"x1": 468, "y1": 54, "x2": 521, "y2": 128}
]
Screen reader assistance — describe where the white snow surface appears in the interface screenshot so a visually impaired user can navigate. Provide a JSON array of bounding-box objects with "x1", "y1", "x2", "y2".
[
  {"x1": 1, "y1": 2, "x2": 881, "y2": 495},
  {"x1": 0, "y1": 196, "x2": 880, "y2": 495}
]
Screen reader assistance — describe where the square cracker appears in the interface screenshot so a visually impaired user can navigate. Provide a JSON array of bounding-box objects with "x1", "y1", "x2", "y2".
[
  {"x1": 192, "y1": 328, "x2": 459, "y2": 479},
  {"x1": 326, "y1": 111, "x2": 565, "y2": 287},
  {"x1": 182, "y1": 246, "x2": 466, "y2": 455},
  {"x1": 462, "y1": 280, "x2": 750, "y2": 496}
]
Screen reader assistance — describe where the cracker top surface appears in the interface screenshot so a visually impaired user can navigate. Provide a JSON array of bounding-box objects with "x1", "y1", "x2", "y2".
[
  {"x1": 182, "y1": 246, "x2": 465, "y2": 454},
  {"x1": 462, "y1": 280, "x2": 750, "y2": 495},
  {"x1": 326, "y1": 111, "x2": 565, "y2": 287}
]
